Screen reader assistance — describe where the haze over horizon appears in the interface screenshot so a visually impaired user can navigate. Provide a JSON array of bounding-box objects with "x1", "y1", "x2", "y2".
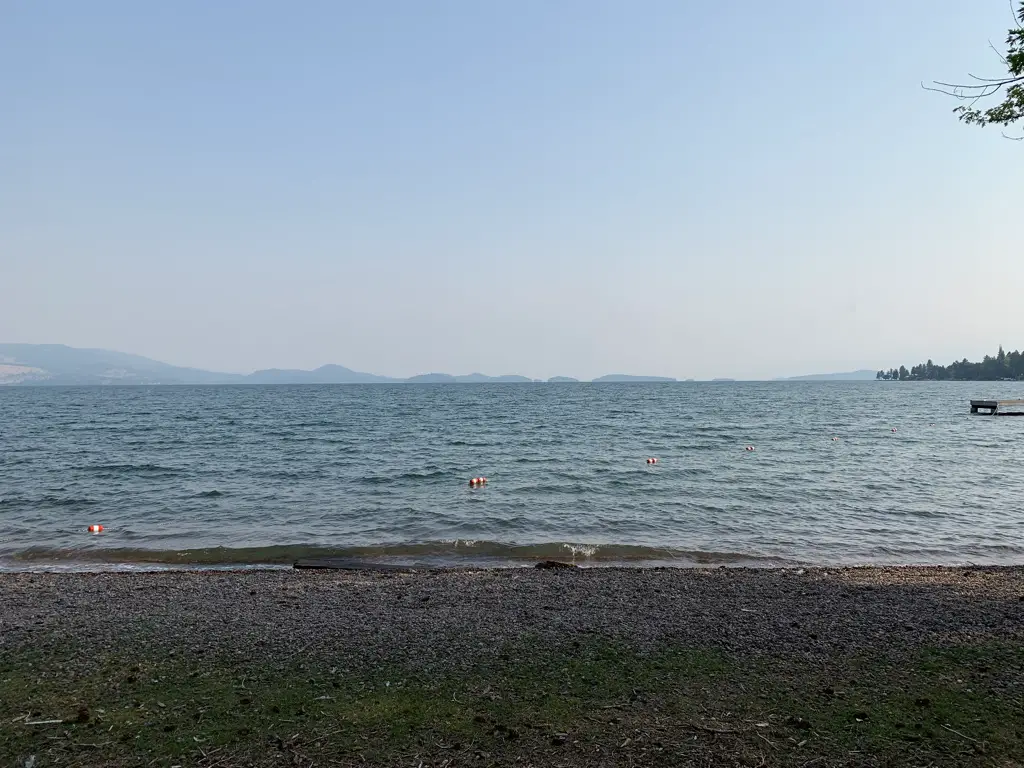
[{"x1": 3, "y1": 1, "x2": 1020, "y2": 381}]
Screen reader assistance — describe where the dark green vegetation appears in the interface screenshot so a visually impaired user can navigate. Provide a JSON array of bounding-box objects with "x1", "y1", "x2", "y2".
[
  {"x1": 3, "y1": 637, "x2": 1021, "y2": 766},
  {"x1": 877, "y1": 345, "x2": 1024, "y2": 380},
  {"x1": 930, "y1": 2, "x2": 1024, "y2": 135}
]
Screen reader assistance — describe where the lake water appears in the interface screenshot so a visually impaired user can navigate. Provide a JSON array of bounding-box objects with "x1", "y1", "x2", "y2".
[{"x1": 1, "y1": 382, "x2": 1022, "y2": 570}]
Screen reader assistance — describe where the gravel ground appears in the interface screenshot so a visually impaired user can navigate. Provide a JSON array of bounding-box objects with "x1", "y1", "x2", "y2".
[
  {"x1": 3, "y1": 566, "x2": 1023, "y2": 767},
  {"x1": 2, "y1": 565, "x2": 1022, "y2": 668}
]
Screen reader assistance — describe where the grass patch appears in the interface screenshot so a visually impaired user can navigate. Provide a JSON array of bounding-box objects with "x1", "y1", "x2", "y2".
[{"x1": 1, "y1": 638, "x2": 1021, "y2": 766}]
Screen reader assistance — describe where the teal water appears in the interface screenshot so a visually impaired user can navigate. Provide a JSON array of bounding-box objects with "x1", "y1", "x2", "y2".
[{"x1": 1, "y1": 382, "x2": 1022, "y2": 569}]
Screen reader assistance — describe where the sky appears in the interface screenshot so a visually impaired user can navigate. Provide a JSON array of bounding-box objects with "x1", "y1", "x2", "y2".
[{"x1": 1, "y1": 1, "x2": 1021, "y2": 381}]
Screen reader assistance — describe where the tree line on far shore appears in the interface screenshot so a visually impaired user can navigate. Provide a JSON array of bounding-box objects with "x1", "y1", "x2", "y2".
[{"x1": 877, "y1": 347, "x2": 1024, "y2": 381}]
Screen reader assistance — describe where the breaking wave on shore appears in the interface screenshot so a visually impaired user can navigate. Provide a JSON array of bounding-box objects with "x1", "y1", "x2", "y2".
[{"x1": 0, "y1": 540, "x2": 792, "y2": 571}]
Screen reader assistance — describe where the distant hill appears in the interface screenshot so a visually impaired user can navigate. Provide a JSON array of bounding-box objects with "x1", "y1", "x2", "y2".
[
  {"x1": 247, "y1": 364, "x2": 396, "y2": 384},
  {"x1": 0, "y1": 344, "x2": 241, "y2": 385},
  {"x1": 777, "y1": 369, "x2": 878, "y2": 381},
  {"x1": 407, "y1": 372, "x2": 533, "y2": 383},
  {"x1": 548, "y1": 376, "x2": 579, "y2": 383},
  {"x1": 0, "y1": 343, "x2": 689, "y2": 386},
  {"x1": 592, "y1": 374, "x2": 677, "y2": 383}
]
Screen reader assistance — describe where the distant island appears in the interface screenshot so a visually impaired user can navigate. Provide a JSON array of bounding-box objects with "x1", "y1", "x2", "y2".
[
  {"x1": 776, "y1": 369, "x2": 878, "y2": 382},
  {"x1": 877, "y1": 347, "x2": 1023, "y2": 381},
  {"x1": 405, "y1": 373, "x2": 533, "y2": 384},
  {"x1": 591, "y1": 374, "x2": 677, "y2": 383},
  {"x1": 0, "y1": 344, "x2": 677, "y2": 386}
]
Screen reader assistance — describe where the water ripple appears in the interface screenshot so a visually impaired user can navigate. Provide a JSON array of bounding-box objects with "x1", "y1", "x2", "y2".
[{"x1": 1, "y1": 381, "x2": 1022, "y2": 568}]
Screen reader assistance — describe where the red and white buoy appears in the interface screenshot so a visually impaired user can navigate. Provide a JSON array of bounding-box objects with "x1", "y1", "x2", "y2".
[
  {"x1": 745, "y1": 446, "x2": 755, "y2": 452},
  {"x1": 469, "y1": 477, "x2": 488, "y2": 487},
  {"x1": 88, "y1": 524, "x2": 104, "y2": 534},
  {"x1": 891, "y1": 428, "x2": 898, "y2": 433},
  {"x1": 646, "y1": 457, "x2": 658, "y2": 465},
  {"x1": 831, "y1": 436, "x2": 840, "y2": 442}
]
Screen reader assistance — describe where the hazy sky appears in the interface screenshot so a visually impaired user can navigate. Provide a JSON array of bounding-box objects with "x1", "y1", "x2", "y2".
[{"x1": 2, "y1": 1, "x2": 1021, "y2": 380}]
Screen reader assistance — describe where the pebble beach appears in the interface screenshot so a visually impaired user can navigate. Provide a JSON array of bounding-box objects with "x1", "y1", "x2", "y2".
[
  {"x1": 3, "y1": 565, "x2": 1023, "y2": 767},
  {"x1": 4, "y1": 565, "x2": 1023, "y2": 666}
]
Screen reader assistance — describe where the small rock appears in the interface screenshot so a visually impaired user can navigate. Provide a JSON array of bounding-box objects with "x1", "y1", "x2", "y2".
[
  {"x1": 76, "y1": 706, "x2": 90, "y2": 724},
  {"x1": 535, "y1": 561, "x2": 576, "y2": 570},
  {"x1": 786, "y1": 716, "x2": 812, "y2": 730},
  {"x1": 551, "y1": 734, "x2": 567, "y2": 746}
]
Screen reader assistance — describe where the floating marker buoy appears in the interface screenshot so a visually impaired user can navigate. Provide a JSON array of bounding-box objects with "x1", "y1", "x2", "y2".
[
  {"x1": 646, "y1": 458, "x2": 658, "y2": 465},
  {"x1": 831, "y1": 437, "x2": 840, "y2": 442},
  {"x1": 469, "y1": 477, "x2": 488, "y2": 487},
  {"x1": 88, "y1": 524, "x2": 104, "y2": 534},
  {"x1": 891, "y1": 428, "x2": 898, "y2": 433},
  {"x1": 745, "y1": 446, "x2": 755, "y2": 452}
]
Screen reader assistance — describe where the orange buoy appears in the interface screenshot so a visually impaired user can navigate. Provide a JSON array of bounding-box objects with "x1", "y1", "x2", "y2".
[
  {"x1": 469, "y1": 477, "x2": 488, "y2": 487},
  {"x1": 646, "y1": 457, "x2": 658, "y2": 464},
  {"x1": 745, "y1": 446, "x2": 755, "y2": 451},
  {"x1": 88, "y1": 524, "x2": 104, "y2": 533}
]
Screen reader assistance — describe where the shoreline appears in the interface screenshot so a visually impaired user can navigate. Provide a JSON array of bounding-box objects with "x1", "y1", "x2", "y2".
[
  {"x1": 3, "y1": 566, "x2": 1022, "y2": 766},
  {"x1": 4, "y1": 556, "x2": 1024, "y2": 573}
]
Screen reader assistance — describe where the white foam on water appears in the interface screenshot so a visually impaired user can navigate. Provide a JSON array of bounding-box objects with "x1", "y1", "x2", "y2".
[{"x1": 562, "y1": 543, "x2": 599, "y2": 559}]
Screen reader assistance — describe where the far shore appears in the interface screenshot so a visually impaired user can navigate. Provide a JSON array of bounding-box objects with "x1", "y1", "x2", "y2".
[{"x1": 2, "y1": 565, "x2": 1022, "y2": 766}]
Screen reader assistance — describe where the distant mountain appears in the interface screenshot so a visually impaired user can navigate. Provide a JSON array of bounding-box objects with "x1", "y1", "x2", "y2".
[
  {"x1": 777, "y1": 369, "x2": 878, "y2": 381},
  {"x1": 0, "y1": 343, "x2": 686, "y2": 386},
  {"x1": 404, "y1": 373, "x2": 454, "y2": 383},
  {"x1": 592, "y1": 374, "x2": 677, "y2": 383},
  {"x1": 246, "y1": 364, "x2": 395, "y2": 384},
  {"x1": 548, "y1": 376, "x2": 579, "y2": 383},
  {"x1": 0, "y1": 343, "x2": 241, "y2": 385},
  {"x1": 407, "y1": 372, "x2": 533, "y2": 383}
]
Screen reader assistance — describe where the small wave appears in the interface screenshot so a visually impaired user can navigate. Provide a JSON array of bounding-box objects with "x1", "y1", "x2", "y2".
[
  {"x1": 359, "y1": 470, "x2": 448, "y2": 485},
  {"x1": 84, "y1": 463, "x2": 182, "y2": 476},
  {"x1": 562, "y1": 543, "x2": 598, "y2": 558},
  {"x1": 0, "y1": 495, "x2": 100, "y2": 508},
  {"x1": 0, "y1": 457, "x2": 34, "y2": 467},
  {"x1": 0, "y1": 540, "x2": 793, "y2": 570},
  {"x1": 196, "y1": 490, "x2": 224, "y2": 498},
  {"x1": 259, "y1": 469, "x2": 325, "y2": 480}
]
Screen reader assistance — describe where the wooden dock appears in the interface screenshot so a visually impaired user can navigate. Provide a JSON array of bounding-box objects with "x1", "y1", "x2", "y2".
[{"x1": 970, "y1": 399, "x2": 1024, "y2": 416}]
